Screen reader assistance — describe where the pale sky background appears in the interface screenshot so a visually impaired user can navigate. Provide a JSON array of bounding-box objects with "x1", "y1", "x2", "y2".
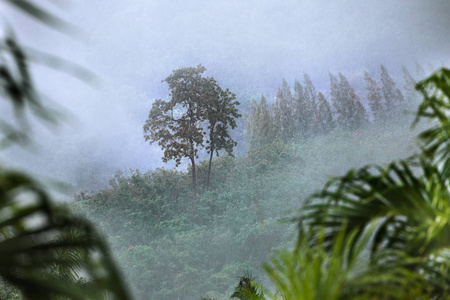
[{"x1": 1, "y1": 0, "x2": 449, "y2": 193}]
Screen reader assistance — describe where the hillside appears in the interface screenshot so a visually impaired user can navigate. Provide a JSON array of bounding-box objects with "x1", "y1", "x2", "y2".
[{"x1": 73, "y1": 118, "x2": 421, "y2": 299}]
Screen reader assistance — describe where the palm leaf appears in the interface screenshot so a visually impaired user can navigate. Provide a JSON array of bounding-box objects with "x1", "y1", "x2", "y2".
[
  {"x1": 0, "y1": 170, "x2": 131, "y2": 300},
  {"x1": 230, "y1": 274, "x2": 265, "y2": 300},
  {"x1": 414, "y1": 68, "x2": 450, "y2": 177},
  {"x1": 264, "y1": 224, "x2": 428, "y2": 300},
  {"x1": 291, "y1": 68, "x2": 450, "y2": 298},
  {"x1": 3, "y1": 0, "x2": 78, "y2": 34}
]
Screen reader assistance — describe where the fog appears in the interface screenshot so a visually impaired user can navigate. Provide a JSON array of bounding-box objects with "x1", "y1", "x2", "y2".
[
  {"x1": 3, "y1": 1, "x2": 450, "y2": 299},
  {"x1": 3, "y1": 0, "x2": 449, "y2": 191}
]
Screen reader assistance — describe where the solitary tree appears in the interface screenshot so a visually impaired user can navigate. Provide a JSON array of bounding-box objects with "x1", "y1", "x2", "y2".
[
  {"x1": 144, "y1": 65, "x2": 209, "y2": 202},
  {"x1": 144, "y1": 65, "x2": 240, "y2": 200}
]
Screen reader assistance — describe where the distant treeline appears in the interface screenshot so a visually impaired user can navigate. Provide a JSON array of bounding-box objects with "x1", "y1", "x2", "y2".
[{"x1": 245, "y1": 65, "x2": 421, "y2": 149}]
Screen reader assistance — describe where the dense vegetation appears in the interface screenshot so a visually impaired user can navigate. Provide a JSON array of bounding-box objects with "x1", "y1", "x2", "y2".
[
  {"x1": 221, "y1": 68, "x2": 450, "y2": 299},
  {"x1": 74, "y1": 105, "x2": 421, "y2": 299},
  {"x1": 3, "y1": 2, "x2": 450, "y2": 300},
  {"x1": 71, "y1": 62, "x2": 432, "y2": 299}
]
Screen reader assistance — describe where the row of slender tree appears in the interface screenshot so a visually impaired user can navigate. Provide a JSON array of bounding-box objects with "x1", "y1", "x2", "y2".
[
  {"x1": 203, "y1": 67, "x2": 450, "y2": 300},
  {"x1": 246, "y1": 65, "x2": 420, "y2": 149}
]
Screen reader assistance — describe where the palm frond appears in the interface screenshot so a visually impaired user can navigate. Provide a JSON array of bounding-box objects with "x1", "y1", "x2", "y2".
[
  {"x1": 231, "y1": 274, "x2": 265, "y2": 300},
  {"x1": 414, "y1": 68, "x2": 450, "y2": 177},
  {"x1": 265, "y1": 224, "x2": 428, "y2": 300},
  {"x1": 3, "y1": 0, "x2": 78, "y2": 34},
  {"x1": 0, "y1": 170, "x2": 131, "y2": 300},
  {"x1": 287, "y1": 68, "x2": 450, "y2": 299}
]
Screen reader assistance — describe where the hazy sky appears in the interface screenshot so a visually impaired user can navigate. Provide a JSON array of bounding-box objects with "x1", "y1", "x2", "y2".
[{"x1": 2, "y1": 0, "x2": 449, "y2": 191}]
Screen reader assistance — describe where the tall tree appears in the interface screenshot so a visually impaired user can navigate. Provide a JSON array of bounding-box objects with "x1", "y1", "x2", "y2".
[
  {"x1": 277, "y1": 79, "x2": 295, "y2": 141},
  {"x1": 245, "y1": 98, "x2": 259, "y2": 149},
  {"x1": 293, "y1": 79, "x2": 307, "y2": 137},
  {"x1": 256, "y1": 95, "x2": 274, "y2": 147},
  {"x1": 204, "y1": 81, "x2": 241, "y2": 189},
  {"x1": 271, "y1": 99, "x2": 282, "y2": 141},
  {"x1": 416, "y1": 62, "x2": 426, "y2": 79},
  {"x1": 329, "y1": 72, "x2": 342, "y2": 125},
  {"x1": 245, "y1": 95, "x2": 274, "y2": 149},
  {"x1": 303, "y1": 73, "x2": 319, "y2": 135},
  {"x1": 144, "y1": 65, "x2": 210, "y2": 202},
  {"x1": 331, "y1": 72, "x2": 368, "y2": 129},
  {"x1": 364, "y1": 70, "x2": 385, "y2": 122},
  {"x1": 380, "y1": 64, "x2": 404, "y2": 118},
  {"x1": 402, "y1": 66, "x2": 420, "y2": 110},
  {"x1": 316, "y1": 92, "x2": 334, "y2": 133},
  {"x1": 339, "y1": 73, "x2": 367, "y2": 128}
]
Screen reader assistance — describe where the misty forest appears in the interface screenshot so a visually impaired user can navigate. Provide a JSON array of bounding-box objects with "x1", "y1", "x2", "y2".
[{"x1": 1, "y1": 1, "x2": 450, "y2": 300}]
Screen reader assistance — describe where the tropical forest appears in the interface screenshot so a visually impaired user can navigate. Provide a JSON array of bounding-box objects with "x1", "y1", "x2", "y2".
[{"x1": 0, "y1": 1, "x2": 450, "y2": 300}]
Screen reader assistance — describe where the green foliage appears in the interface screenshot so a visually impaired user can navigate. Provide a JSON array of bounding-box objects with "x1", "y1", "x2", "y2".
[
  {"x1": 282, "y1": 68, "x2": 450, "y2": 299},
  {"x1": 263, "y1": 224, "x2": 428, "y2": 300},
  {"x1": 415, "y1": 68, "x2": 450, "y2": 174},
  {"x1": 209, "y1": 69, "x2": 446, "y2": 300},
  {"x1": 144, "y1": 65, "x2": 209, "y2": 165},
  {"x1": 246, "y1": 95, "x2": 275, "y2": 149},
  {"x1": 76, "y1": 158, "x2": 292, "y2": 299},
  {"x1": 230, "y1": 275, "x2": 265, "y2": 300},
  {"x1": 78, "y1": 112, "x2": 419, "y2": 299},
  {"x1": 0, "y1": 171, "x2": 131, "y2": 300},
  {"x1": 204, "y1": 77, "x2": 241, "y2": 188}
]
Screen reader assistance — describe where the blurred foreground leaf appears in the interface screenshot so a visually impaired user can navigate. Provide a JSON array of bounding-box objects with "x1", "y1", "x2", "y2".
[{"x1": 4, "y1": 0, "x2": 79, "y2": 34}]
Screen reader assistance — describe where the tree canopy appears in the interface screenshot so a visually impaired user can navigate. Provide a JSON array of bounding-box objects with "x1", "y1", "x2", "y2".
[{"x1": 144, "y1": 65, "x2": 240, "y2": 200}]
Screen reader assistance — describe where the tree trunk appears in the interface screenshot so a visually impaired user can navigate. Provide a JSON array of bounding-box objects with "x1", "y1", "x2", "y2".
[
  {"x1": 207, "y1": 147, "x2": 214, "y2": 190},
  {"x1": 190, "y1": 155, "x2": 197, "y2": 204},
  {"x1": 207, "y1": 124, "x2": 216, "y2": 191}
]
